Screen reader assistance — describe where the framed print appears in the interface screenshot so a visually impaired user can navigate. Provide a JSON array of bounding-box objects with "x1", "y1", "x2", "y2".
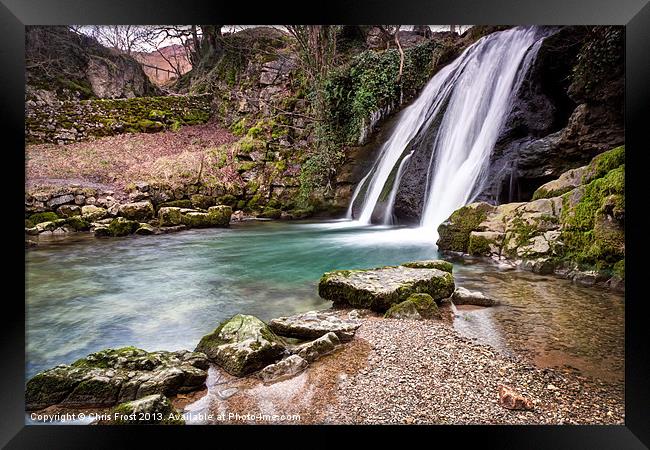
[{"x1": 2, "y1": 0, "x2": 648, "y2": 447}]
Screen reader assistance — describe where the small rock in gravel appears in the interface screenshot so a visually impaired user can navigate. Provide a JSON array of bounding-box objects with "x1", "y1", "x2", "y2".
[{"x1": 498, "y1": 385, "x2": 534, "y2": 410}]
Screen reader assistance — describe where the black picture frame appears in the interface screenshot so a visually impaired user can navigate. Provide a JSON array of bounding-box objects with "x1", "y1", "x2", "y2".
[{"x1": 2, "y1": 0, "x2": 648, "y2": 447}]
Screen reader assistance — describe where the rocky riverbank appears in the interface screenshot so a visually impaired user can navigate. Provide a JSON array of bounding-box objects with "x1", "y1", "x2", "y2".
[
  {"x1": 25, "y1": 260, "x2": 623, "y2": 425},
  {"x1": 177, "y1": 309, "x2": 623, "y2": 425},
  {"x1": 437, "y1": 146, "x2": 625, "y2": 290}
]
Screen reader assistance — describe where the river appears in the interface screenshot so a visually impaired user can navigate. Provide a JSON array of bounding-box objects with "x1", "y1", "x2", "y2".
[{"x1": 25, "y1": 220, "x2": 624, "y2": 384}]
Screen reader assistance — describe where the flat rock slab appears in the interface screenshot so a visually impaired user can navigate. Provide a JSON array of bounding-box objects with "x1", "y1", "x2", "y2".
[
  {"x1": 318, "y1": 265, "x2": 455, "y2": 311},
  {"x1": 269, "y1": 311, "x2": 361, "y2": 342}
]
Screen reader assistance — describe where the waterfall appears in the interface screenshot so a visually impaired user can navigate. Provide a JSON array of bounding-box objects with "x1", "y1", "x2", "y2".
[
  {"x1": 382, "y1": 152, "x2": 412, "y2": 224},
  {"x1": 346, "y1": 26, "x2": 547, "y2": 241}
]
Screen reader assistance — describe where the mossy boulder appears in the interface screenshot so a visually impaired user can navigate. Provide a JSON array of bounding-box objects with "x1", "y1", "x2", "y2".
[
  {"x1": 25, "y1": 347, "x2": 209, "y2": 410},
  {"x1": 81, "y1": 205, "x2": 108, "y2": 221},
  {"x1": 190, "y1": 194, "x2": 215, "y2": 210},
  {"x1": 134, "y1": 223, "x2": 155, "y2": 235},
  {"x1": 405, "y1": 293, "x2": 440, "y2": 318},
  {"x1": 401, "y1": 260, "x2": 453, "y2": 273},
  {"x1": 318, "y1": 265, "x2": 455, "y2": 312},
  {"x1": 437, "y1": 202, "x2": 496, "y2": 252},
  {"x1": 207, "y1": 205, "x2": 232, "y2": 227},
  {"x1": 180, "y1": 212, "x2": 215, "y2": 228},
  {"x1": 118, "y1": 201, "x2": 155, "y2": 221},
  {"x1": 28, "y1": 211, "x2": 59, "y2": 225},
  {"x1": 106, "y1": 394, "x2": 184, "y2": 425},
  {"x1": 384, "y1": 300, "x2": 422, "y2": 320},
  {"x1": 158, "y1": 207, "x2": 183, "y2": 227},
  {"x1": 65, "y1": 216, "x2": 90, "y2": 231},
  {"x1": 108, "y1": 217, "x2": 140, "y2": 236},
  {"x1": 559, "y1": 160, "x2": 624, "y2": 270},
  {"x1": 195, "y1": 314, "x2": 286, "y2": 377}
]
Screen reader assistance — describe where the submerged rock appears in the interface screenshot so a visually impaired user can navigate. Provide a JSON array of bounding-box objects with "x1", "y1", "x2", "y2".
[
  {"x1": 104, "y1": 394, "x2": 184, "y2": 425},
  {"x1": 291, "y1": 332, "x2": 340, "y2": 363},
  {"x1": 195, "y1": 314, "x2": 286, "y2": 377},
  {"x1": 259, "y1": 355, "x2": 308, "y2": 383},
  {"x1": 451, "y1": 287, "x2": 496, "y2": 307},
  {"x1": 25, "y1": 347, "x2": 209, "y2": 410},
  {"x1": 268, "y1": 310, "x2": 361, "y2": 342},
  {"x1": 318, "y1": 265, "x2": 455, "y2": 312}
]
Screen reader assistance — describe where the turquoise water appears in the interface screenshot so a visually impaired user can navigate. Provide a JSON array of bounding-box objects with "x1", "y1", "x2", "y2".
[{"x1": 25, "y1": 220, "x2": 624, "y2": 383}]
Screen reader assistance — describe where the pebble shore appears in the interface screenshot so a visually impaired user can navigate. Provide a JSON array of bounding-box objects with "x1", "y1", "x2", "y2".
[{"x1": 176, "y1": 309, "x2": 624, "y2": 425}]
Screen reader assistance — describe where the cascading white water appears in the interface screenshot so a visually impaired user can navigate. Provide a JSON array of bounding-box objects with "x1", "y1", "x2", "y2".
[
  {"x1": 419, "y1": 27, "x2": 545, "y2": 241},
  {"x1": 382, "y1": 152, "x2": 412, "y2": 224},
  {"x1": 347, "y1": 26, "x2": 547, "y2": 242}
]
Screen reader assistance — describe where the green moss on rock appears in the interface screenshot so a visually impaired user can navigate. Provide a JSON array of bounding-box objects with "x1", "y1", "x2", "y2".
[
  {"x1": 257, "y1": 207, "x2": 282, "y2": 219},
  {"x1": 401, "y1": 260, "x2": 453, "y2": 273},
  {"x1": 65, "y1": 216, "x2": 90, "y2": 231},
  {"x1": 28, "y1": 211, "x2": 59, "y2": 225},
  {"x1": 195, "y1": 314, "x2": 286, "y2": 376},
  {"x1": 436, "y1": 202, "x2": 495, "y2": 252},
  {"x1": 108, "y1": 217, "x2": 140, "y2": 236},
  {"x1": 405, "y1": 293, "x2": 440, "y2": 319}
]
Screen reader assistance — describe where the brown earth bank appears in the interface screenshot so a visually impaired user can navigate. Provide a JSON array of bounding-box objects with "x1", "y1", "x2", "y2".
[
  {"x1": 172, "y1": 309, "x2": 623, "y2": 425},
  {"x1": 26, "y1": 120, "x2": 237, "y2": 194}
]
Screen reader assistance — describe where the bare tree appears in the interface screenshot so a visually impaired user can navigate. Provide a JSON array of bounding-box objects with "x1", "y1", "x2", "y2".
[
  {"x1": 285, "y1": 25, "x2": 340, "y2": 84},
  {"x1": 86, "y1": 25, "x2": 152, "y2": 54},
  {"x1": 377, "y1": 26, "x2": 404, "y2": 82}
]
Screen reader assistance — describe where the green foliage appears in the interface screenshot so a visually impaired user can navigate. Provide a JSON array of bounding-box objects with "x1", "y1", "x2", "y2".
[
  {"x1": 322, "y1": 41, "x2": 435, "y2": 145},
  {"x1": 571, "y1": 26, "x2": 624, "y2": 97}
]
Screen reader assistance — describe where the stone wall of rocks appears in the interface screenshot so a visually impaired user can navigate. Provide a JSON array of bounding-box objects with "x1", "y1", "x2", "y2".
[{"x1": 26, "y1": 94, "x2": 213, "y2": 145}]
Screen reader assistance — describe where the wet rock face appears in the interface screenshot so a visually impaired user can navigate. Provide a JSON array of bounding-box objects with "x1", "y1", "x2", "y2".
[
  {"x1": 479, "y1": 26, "x2": 623, "y2": 204},
  {"x1": 25, "y1": 347, "x2": 209, "y2": 410},
  {"x1": 195, "y1": 314, "x2": 286, "y2": 377},
  {"x1": 318, "y1": 265, "x2": 455, "y2": 312},
  {"x1": 268, "y1": 311, "x2": 361, "y2": 342}
]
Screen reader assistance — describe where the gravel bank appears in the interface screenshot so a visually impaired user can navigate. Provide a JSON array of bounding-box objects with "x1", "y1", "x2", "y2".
[{"x1": 177, "y1": 309, "x2": 624, "y2": 425}]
